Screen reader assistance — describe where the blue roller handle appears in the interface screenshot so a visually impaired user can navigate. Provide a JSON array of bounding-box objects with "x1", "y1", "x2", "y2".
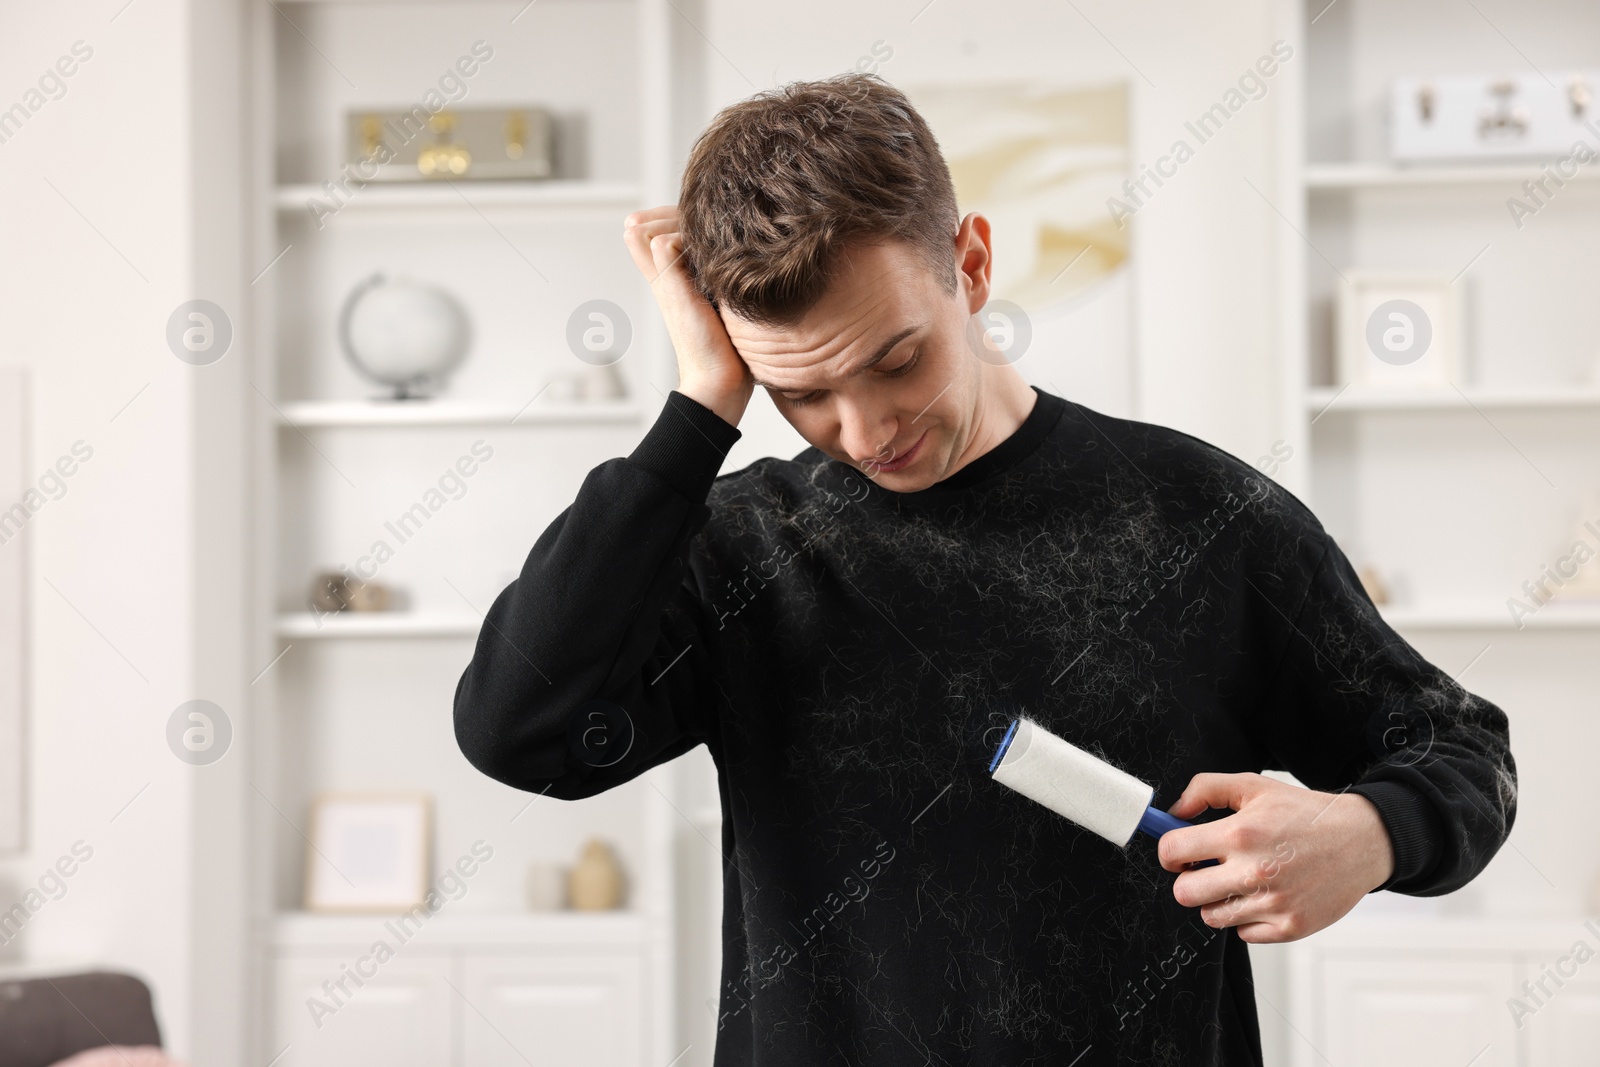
[{"x1": 1138, "y1": 806, "x2": 1220, "y2": 868}]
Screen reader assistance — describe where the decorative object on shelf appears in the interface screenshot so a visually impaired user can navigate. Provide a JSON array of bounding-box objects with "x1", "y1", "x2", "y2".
[
  {"x1": 581, "y1": 362, "x2": 628, "y2": 400},
  {"x1": 347, "y1": 106, "x2": 555, "y2": 182},
  {"x1": 567, "y1": 838, "x2": 626, "y2": 911},
  {"x1": 345, "y1": 580, "x2": 391, "y2": 611},
  {"x1": 305, "y1": 792, "x2": 431, "y2": 913},
  {"x1": 1550, "y1": 494, "x2": 1600, "y2": 601},
  {"x1": 525, "y1": 861, "x2": 569, "y2": 911},
  {"x1": 537, "y1": 373, "x2": 581, "y2": 403},
  {"x1": 1336, "y1": 271, "x2": 1463, "y2": 390},
  {"x1": 1357, "y1": 564, "x2": 1391, "y2": 607},
  {"x1": 308, "y1": 571, "x2": 394, "y2": 613},
  {"x1": 416, "y1": 112, "x2": 471, "y2": 178},
  {"x1": 1390, "y1": 72, "x2": 1598, "y2": 162},
  {"x1": 306, "y1": 573, "x2": 345, "y2": 615},
  {"x1": 540, "y1": 364, "x2": 629, "y2": 404},
  {"x1": 338, "y1": 272, "x2": 472, "y2": 400}
]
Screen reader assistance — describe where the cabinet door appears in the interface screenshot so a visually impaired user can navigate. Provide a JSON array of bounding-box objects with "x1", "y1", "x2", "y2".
[
  {"x1": 1318, "y1": 958, "x2": 1517, "y2": 1067},
  {"x1": 1523, "y1": 963, "x2": 1600, "y2": 1067},
  {"x1": 460, "y1": 953, "x2": 642, "y2": 1067},
  {"x1": 273, "y1": 954, "x2": 454, "y2": 1067}
]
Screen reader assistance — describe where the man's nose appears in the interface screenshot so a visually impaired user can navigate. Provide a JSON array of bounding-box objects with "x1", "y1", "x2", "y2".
[{"x1": 836, "y1": 397, "x2": 900, "y2": 465}]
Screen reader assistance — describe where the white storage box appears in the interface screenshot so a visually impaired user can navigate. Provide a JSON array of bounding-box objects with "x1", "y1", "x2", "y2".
[{"x1": 1389, "y1": 72, "x2": 1599, "y2": 162}]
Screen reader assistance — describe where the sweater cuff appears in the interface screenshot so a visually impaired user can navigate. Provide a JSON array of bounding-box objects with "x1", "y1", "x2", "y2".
[
  {"x1": 1348, "y1": 778, "x2": 1445, "y2": 894},
  {"x1": 627, "y1": 390, "x2": 742, "y2": 501}
]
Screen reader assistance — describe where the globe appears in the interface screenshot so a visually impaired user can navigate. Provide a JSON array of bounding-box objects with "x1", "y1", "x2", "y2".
[{"x1": 337, "y1": 272, "x2": 471, "y2": 399}]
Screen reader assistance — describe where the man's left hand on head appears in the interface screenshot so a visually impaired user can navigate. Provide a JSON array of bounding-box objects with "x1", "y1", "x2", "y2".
[{"x1": 1156, "y1": 772, "x2": 1397, "y2": 944}]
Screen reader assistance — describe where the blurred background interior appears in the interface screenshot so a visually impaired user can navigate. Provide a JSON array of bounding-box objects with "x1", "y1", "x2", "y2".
[{"x1": 1, "y1": 0, "x2": 1599, "y2": 1065}]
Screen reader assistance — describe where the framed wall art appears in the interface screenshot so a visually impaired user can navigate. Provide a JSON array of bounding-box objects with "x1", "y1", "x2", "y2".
[
  {"x1": 304, "y1": 791, "x2": 431, "y2": 913},
  {"x1": 1337, "y1": 271, "x2": 1465, "y2": 390}
]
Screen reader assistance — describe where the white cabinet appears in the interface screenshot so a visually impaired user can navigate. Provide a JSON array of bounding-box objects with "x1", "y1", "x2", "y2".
[
  {"x1": 460, "y1": 955, "x2": 642, "y2": 1067},
  {"x1": 1316, "y1": 958, "x2": 1516, "y2": 1067},
  {"x1": 273, "y1": 951, "x2": 645, "y2": 1067},
  {"x1": 273, "y1": 955, "x2": 455, "y2": 1067},
  {"x1": 269, "y1": 915, "x2": 652, "y2": 1067},
  {"x1": 1522, "y1": 962, "x2": 1600, "y2": 1067},
  {"x1": 1288, "y1": 918, "x2": 1600, "y2": 1067}
]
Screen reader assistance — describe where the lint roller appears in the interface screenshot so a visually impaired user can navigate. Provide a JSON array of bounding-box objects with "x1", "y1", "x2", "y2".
[{"x1": 988, "y1": 716, "x2": 1218, "y2": 867}]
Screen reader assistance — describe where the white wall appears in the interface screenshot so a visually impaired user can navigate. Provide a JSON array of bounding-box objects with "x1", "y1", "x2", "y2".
[{"x1": 0, "y1": 1, "x2": 248, "y2": 1063}]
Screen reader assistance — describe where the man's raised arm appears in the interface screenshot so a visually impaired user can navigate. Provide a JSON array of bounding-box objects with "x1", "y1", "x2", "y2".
[{"x1": 453, "y1": 207, "x2": 756, "y2": 798}]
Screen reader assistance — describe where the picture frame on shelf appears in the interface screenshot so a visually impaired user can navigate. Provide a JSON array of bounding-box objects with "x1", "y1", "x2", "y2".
[
  {"x1": 1336, "y1": 271, "x2": 1464, "y2": 390},
  {"x1": 304, "y1": 791, "x2": 431, "y2": 913}
]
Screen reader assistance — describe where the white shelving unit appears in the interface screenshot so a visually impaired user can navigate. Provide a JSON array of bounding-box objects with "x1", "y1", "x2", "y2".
[
  {"x1": 246, "y1": 2, "x2": 685, "y2": 1065},
  {"x1": 1277, "y1": 1, "x2": 1600, "y2": 1064},
  {"x1": 1278, "y1": 0, "x2": 1600, "y2": 619}
]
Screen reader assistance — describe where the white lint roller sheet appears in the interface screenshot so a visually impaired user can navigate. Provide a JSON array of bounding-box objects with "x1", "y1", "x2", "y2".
[{"x1": 989, "y1": 716, "x2": 1219, "y2": 865}]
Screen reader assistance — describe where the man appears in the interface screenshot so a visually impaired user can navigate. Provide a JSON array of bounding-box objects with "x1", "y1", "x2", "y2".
[{"x1": 454, "y1": 73, "x2": 1516, "y2": 1065}]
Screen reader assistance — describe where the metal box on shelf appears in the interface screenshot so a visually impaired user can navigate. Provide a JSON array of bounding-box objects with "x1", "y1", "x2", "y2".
[{"x1": 344, "y1": 106, "x2": 555, "y2": 181}]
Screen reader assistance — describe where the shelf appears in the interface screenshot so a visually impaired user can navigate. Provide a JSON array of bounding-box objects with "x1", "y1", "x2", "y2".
[
  {"x1": 1304, "y1": 162, "x2": 1600, "y2": 190},
  {"x1": 0, "y1": 958, "x2": 106, "y2": 979},
  {"x1": 276, "y1": 612, "x2": 482, "y2": 639},
  {"x1": 275, "y1": 399, "x2": 646, "y2": 428},
  {"x1": 274, "y1": 179, "x2": 642, "y2": 215},
  {"x1": 1308, "y1": 385, "x2": 1600, "y2": 415},
  {"x1": 277, "y1": 599, "x2": 1600, "y2": 652},
  {"x1": 1294, "y1": 915, "x2": 1600, "y2": 953},
  {"x1": 1380, "y1": 601, "x2": 1600, "y2": 631},
  {"x1": 269, "y1": 910, "x2": 652, "y2": 950}
]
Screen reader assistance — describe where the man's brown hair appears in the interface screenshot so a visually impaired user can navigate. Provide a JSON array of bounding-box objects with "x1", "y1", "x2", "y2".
[{"x1": 678, "y1": 73, "x2": 959, "y2": 326}]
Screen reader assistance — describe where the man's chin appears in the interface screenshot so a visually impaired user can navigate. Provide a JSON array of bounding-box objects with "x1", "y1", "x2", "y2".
[
  {"x1": 825, "y1": 436, "x2": 944, "y2": 491},
  {"x1": 877, "y1": 474, "x2": 936, "y2": 493},
  {"x1": 869, "y1": 458, "x2": 944, "y2": 493}
]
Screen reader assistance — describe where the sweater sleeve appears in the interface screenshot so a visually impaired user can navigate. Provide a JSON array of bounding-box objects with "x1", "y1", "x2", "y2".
[
  {"x1": 1245, "y1": 531, "x2": 1518, "y2": 896},
  {"x1": 453, "y1": 390, "x2": 741, "y2": 799}
]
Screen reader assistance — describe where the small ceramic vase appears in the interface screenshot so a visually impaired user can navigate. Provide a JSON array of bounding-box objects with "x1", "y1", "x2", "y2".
[
  {"x1": 525, "y1": 862, "x2": 568, "y2": 911},
  {"x1": 568, "y1": 838, "x2": 625, "y2": 910}
]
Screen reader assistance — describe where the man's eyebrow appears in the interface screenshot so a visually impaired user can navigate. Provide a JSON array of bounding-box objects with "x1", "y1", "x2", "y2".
[{"x1": 750, "y1": 324, "x2": 922, "y2": 392}]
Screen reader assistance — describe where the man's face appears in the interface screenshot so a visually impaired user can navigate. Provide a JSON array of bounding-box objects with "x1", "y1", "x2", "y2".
[{"x1": 721, "y1": 215, "x2": 995, "y2": 493}]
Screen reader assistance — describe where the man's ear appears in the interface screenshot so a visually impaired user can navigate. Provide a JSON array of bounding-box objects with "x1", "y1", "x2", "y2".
[{"x1": 954, "y1": 212, "x2": 993, "y2": 314}]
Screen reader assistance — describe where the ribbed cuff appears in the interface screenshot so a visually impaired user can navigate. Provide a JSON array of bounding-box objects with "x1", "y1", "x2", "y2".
[
  {"x1": 1348, "y1": 778, "x2": 1445, "y2": 893},
  {"x1": 627, "y1": 390, "x2": 742, "y2": 502}
]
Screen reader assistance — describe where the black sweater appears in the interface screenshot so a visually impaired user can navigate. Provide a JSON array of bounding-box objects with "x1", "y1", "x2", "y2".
[{"x1": 454, "y1": 386, "x2": 1517, "y2": 1066}]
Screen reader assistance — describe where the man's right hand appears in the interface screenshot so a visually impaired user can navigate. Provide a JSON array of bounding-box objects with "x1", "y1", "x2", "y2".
[{"x1": 623, "y1": 206, "x2": 754, "y2": 428}]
